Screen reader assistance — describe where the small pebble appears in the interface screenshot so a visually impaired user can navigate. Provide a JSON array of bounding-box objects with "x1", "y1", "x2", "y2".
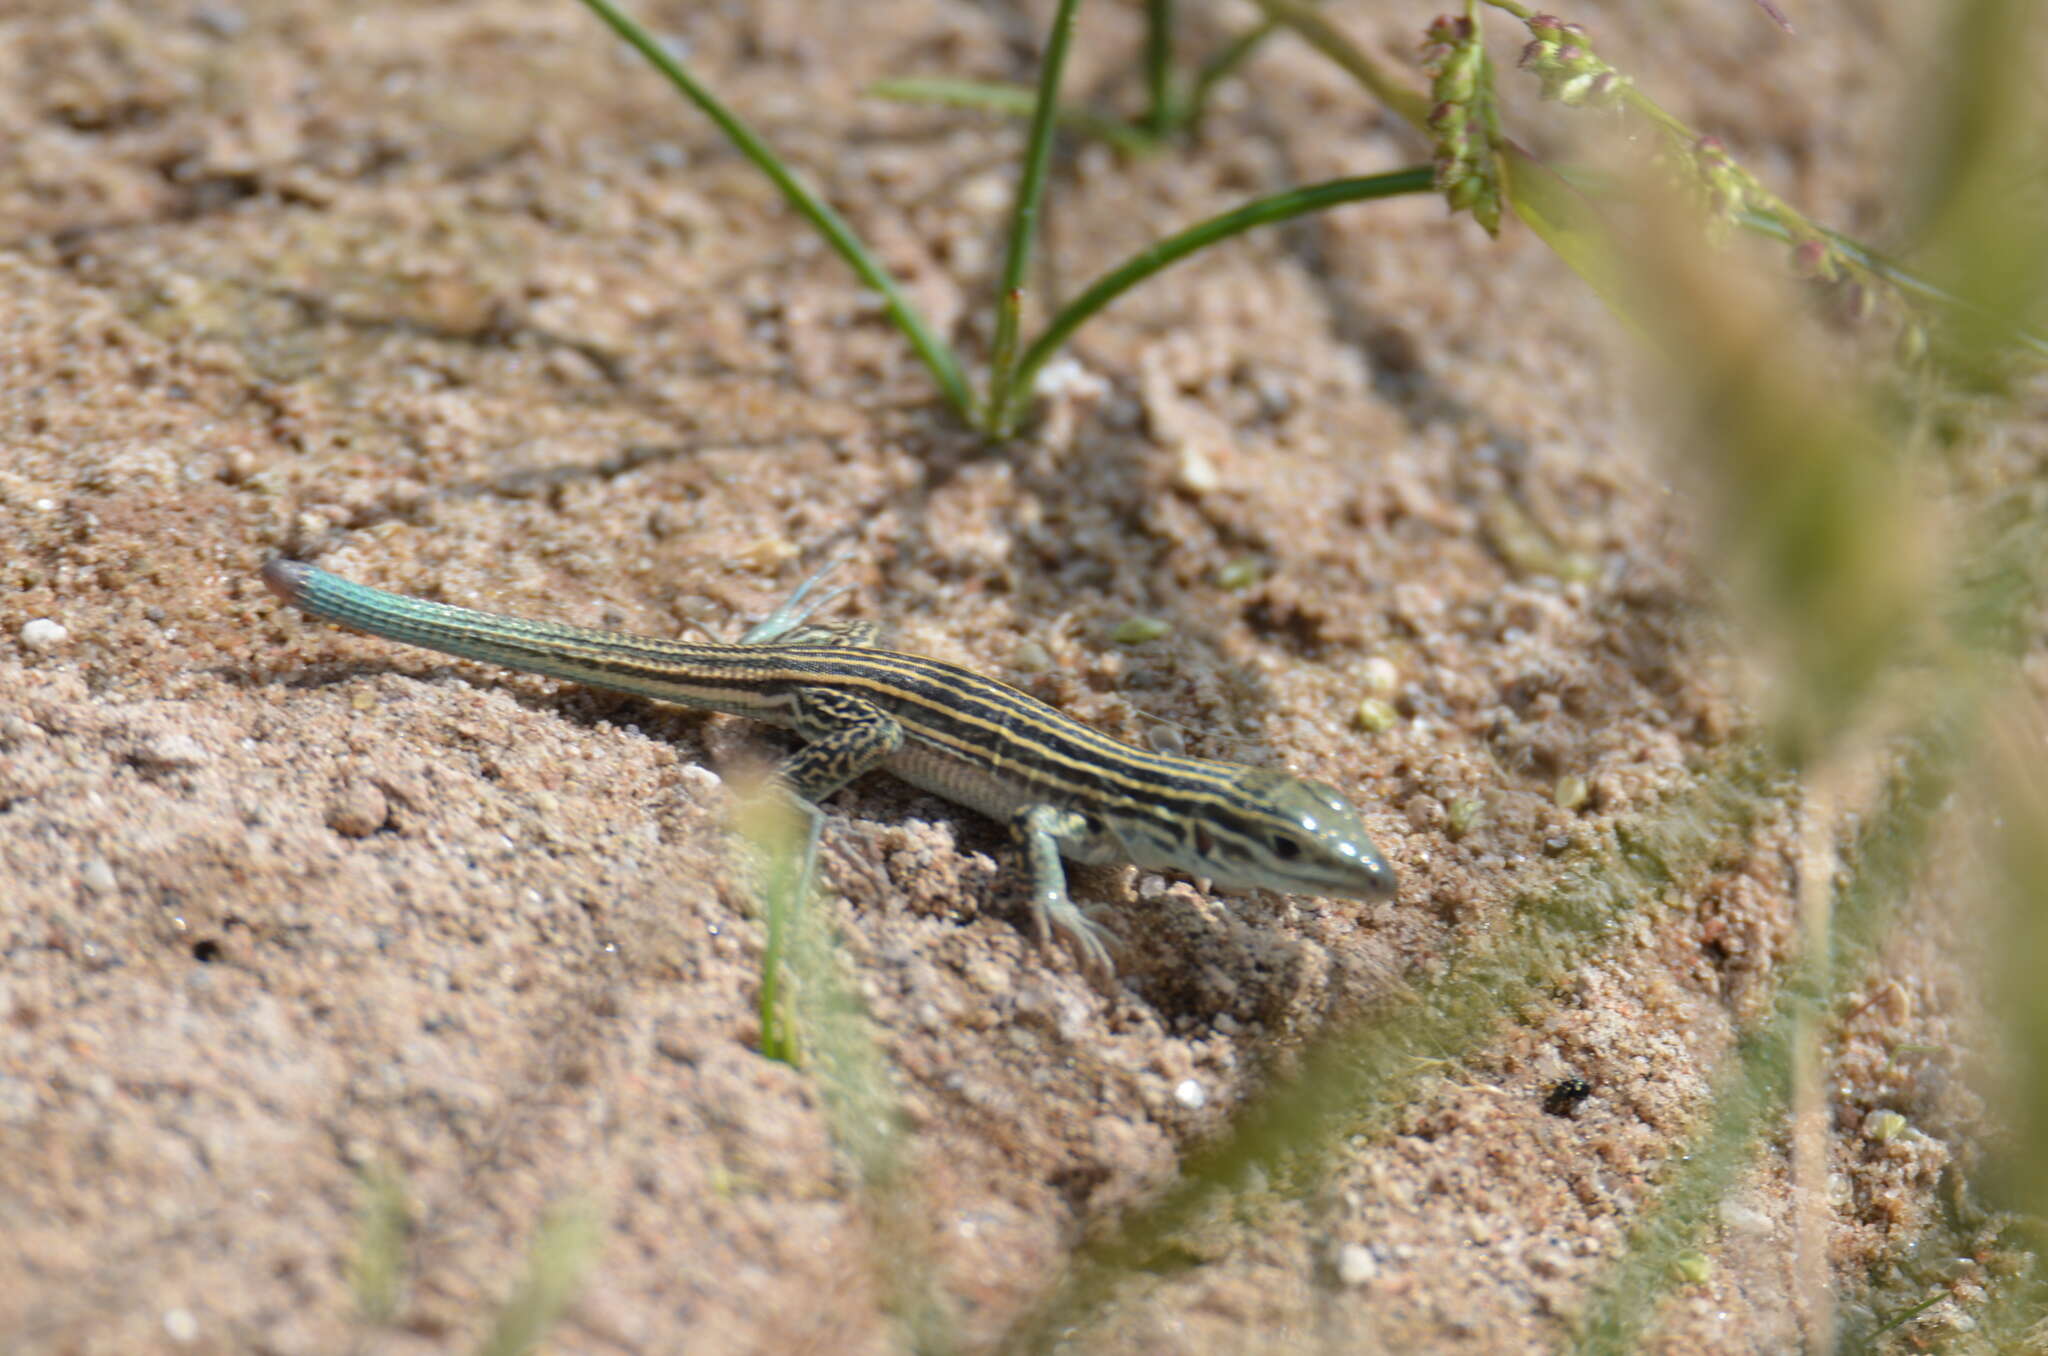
[
  {"x1": 1111, "y1": 617, "x2": 1171, "y2": 645},
  {"x1": 676, "y1": 763, "x2": 722, "y2": 797},
  {"x1": 1174, "y1": 444, "x2": 1220, "y2": 493},
  {"x1": 20, "y1": 619, "x2": 68, "y2": 651},
  {"x1": 1554, "y1": 773, "x2": 1590, "y2": 811},
  {"x1": 1335, "y1": 1244, "x2": 1378, "y2": 1286},
  {"x1": 1213, "y1": 557, "x2": 1262, "y2": 591},
  {"x1": 1671, "y1": 1252, "x2": 1713, "y2": 1284},
  {"x1": 1404, "y1": 794, "x2": 1447, "y2": 834},
  {"x1": 959, "y1": 171, "x2": 1009, "y2": 216},
  {"x1": 1032, "y1": 355, "x2": 1107, "y2": 399},
  {"x1": 1718, "y1": 1200, "x2": 1773, "y2": 1235},
  {"x1": 1864, "y1": 1109, "x2": 1908, "y2": 1142},
  {"x1": 739, "y1": 537, "x2": 797, "y2": 571},
  {"x1": 1353, "y1": 697, "x2": 1398, "y2": 734},
  {"x1": 136, "y1": 733, "x2": 209, "y2": 769},
  {"x1": 80, "y1": 858, "x2": 117, "y2": 894},
  {"x1": 326, "y1": 780, "x2": 390, "y2": 838},
  {"x1": 1358, "y1": 656, "x2": 1399, "y2": 696},
  {"x1": 1011, "y1": 639, "x2": 1053, "y2": 674},
  {"x1": 1173, "y1": 1078, "x2": 1206, "y2": 1110}
]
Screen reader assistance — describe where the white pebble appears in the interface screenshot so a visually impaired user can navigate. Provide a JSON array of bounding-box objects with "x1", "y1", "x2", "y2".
[
  {"x1": 1174, "y1": 444, "x2": 1221, "y2": 493},
  {"x1": 1717, "y1": 1199, "x2": 1773, "y2": 1236},
  {"x1": 1335, "y1": 1243, "x2": 1378, "y2": 1286},
  {"x1": 959, "y1": 171, "x2": 1009, "y2": 216},
  {"x1": 163, "y1": 1308, "x2": 199, "y2": 1342},
  {"x1": 1033, "y1": 356, "x2": 1108, "y2": 399},
  {"x1": 20, "y1": 619, "x2": 68, "y2": 651},
  {"x1": 1011, "y1": 639, "x2": 1053, "y2": 674},
  {"x1": 1359, "y1": 656, "x2": 1400, "y2": 696},
  {"x1": 1173, "y1": 1078, "x2": 1207, "y2": 1110}
]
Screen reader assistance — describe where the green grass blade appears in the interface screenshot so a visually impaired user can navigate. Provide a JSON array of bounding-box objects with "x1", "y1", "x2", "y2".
[
  {"x1": 1143, "y1": 0, "x2": 1175, "y2": 137},
  {"x1": 998, "y1": 168, "x2": 1434, "y2": 431},
  {"x1": 983, "y1": 0, "x2": 1086, "y2": 435},
  {"x1": 571, "y1": 0, "x2": 973, "y2": 419}
]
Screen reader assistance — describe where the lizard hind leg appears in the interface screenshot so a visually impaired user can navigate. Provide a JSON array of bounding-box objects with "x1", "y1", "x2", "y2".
[{"x1": 740, "y1": 549, "x2": 880, "y2": 647}]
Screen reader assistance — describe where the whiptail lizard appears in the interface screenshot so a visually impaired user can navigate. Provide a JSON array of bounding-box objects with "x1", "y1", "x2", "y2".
[{"x1": 262, "y1": 555, "x2": 1397, "y2": 971}]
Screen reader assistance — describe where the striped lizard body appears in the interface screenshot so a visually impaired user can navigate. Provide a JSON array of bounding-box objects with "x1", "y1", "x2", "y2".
[{"x1": 262, "y1": 556, "x2": 1397, "y2": 972}]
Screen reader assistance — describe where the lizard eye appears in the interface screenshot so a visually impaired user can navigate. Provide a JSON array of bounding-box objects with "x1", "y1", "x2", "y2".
[{"x1": 1269, "y1": 834, "x2": 1302, "y2": 862}]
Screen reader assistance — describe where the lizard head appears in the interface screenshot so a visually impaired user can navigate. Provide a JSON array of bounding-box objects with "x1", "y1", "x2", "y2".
[{"x1": 1170, "y1": 767, "x2": 1398, "y2": 901}]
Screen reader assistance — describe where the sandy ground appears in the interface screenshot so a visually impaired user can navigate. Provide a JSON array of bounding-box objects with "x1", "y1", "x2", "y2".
[{"x1": 0, "y1": 1, "x2": 2032, "y2": 1352}]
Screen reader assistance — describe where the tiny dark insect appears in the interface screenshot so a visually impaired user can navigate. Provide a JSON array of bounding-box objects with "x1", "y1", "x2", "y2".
[{"x1": 1543, "y1": 1075, "x2": 1593, "y2": 1117}]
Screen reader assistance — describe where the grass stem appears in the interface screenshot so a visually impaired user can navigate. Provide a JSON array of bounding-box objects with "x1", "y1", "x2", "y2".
[
  {"x1": 985, "y1": 0, "x2": 1086, "y2": 435},
  {"x1": 999, "y1": 168, "x2": 1433, "y2": 430}
]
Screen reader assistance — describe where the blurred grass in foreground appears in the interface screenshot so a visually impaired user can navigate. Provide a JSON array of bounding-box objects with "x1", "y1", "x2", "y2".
[
  {"x1": 989, "y1": 0, "x2": 2048, "y2": 1350},
  {"x1": 733, "y1": 783, "x2": 945, "y2": 1349},
  {"x1": 471, "y1": 1201, "x2": 601, "y2": 1356}
]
